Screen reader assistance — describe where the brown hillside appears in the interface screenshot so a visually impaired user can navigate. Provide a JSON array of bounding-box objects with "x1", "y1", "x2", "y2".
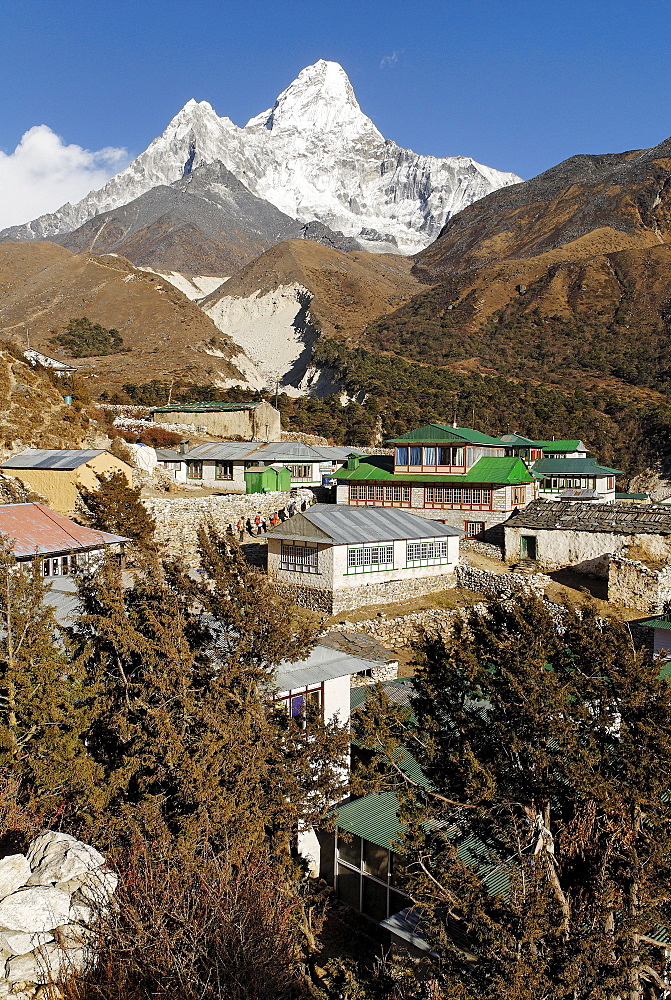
[
  {"x1": 203, "y1": 239, "x2": 424, "y2": 341},
  {"x1": 0, "y1": 242, "x2": 248, "y2": 393}
]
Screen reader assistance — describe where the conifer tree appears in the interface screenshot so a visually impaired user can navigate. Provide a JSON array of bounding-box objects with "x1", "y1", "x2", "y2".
[
  {"x1": 0, "y1": 544, "x2": 102, "y2": 816},
  {"x1": 355, "y1": 597, "x2": 671, "y2": 999},
  {"x1": 79, "y1": 471, "x2": 156, "y2": 550}
]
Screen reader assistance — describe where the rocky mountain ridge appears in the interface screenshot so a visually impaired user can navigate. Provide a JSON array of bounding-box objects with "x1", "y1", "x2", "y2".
[{"x1": 0, "y1": 60, "x2": 520, "y2": 254}]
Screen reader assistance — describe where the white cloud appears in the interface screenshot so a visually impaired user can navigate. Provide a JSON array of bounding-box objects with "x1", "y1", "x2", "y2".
[
  {"x1": 0, "y1": 125, "x2": 128, "y2": 230},
  {"x1": 380, "y1": 50, "x2": 402, "y2": 70}
]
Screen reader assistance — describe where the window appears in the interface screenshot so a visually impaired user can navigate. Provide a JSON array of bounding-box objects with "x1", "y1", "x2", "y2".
[
  {"x1": 406, "y1": 540, "x2": 449, "y2": 564},
  {"x1": 409, "y1": 446, "x2": 422, "y2": 466},
  {"x1": 465, "y1": 521, "x2": 486, "y2": 538},
  {"x1": 289, "y1": 465, "x2": 312, "y2": 479},
  {"x1": 512, "y1": 486, "x2": 526, "y2": 505},
  {"x1": 215, "y1": 461, "x2": 233, "y2": 480},
  {"x1": 186, "y1": 461, "x2": 202, "y2": 480},
  {"x1": 423, "y1": 446, "x2": 437, "y2": 466},
  {"x1": 338, "y1": 834, "x2": 361, "y2": 868},
  {"x1": 346, "y1": 544, "x2": 394, "y2": 573},
  {"x1": 280, "y1": 543, "x2": 318, "y2": 574},
  {"x1": 364, "y1": 842, "x2": 389, "y2": 879},
  {"x1": 607, "y1": 476, "x2": 615, "y2": 490},
  {"x1": 395, "y1": 446, "x2": 408, "y2": 466},
  {"x1": 438, "y1": 446, "x2": 465, "y2": 466},
  {"x1": 274, "y1": 687, "x2": 322, "y2": 726},
  {"x1": 349, "y1": 484, "x2": 411, "y2": 505},
  {"x1": 424, "y1": 486, "x2": 492, "y2": 508}
]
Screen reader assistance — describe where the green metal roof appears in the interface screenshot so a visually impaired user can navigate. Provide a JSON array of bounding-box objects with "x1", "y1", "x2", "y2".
[
  {"x1": 532, "y1": 457, "x2": 621, "y2": 476},
  {"x1": 534, "y1": 440, "x2": 585, "y2": 452},
  {"x1": 335, "y1": 455, "x2": 534, "y2": 486},
  {"x1": 615, "y1": 492, "x2": 648, "y2": 500},
  {"x1": 638, "y1": 616, "x2": 671, "y2": 631},
  {"x1": 151, "y1": 401, "x2": 261, "y2": 413},
  {"x1": 387, "y1": 424, "x2": 504, "y2": 446},
  {"x1": 336, "y1": 792, "x2": 406, "y2": 849}
]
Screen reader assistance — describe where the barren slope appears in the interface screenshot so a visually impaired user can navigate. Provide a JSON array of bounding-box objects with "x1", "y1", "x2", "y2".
[{"x1": 0, "y1": 242, "x2": 253, "y2": 394}]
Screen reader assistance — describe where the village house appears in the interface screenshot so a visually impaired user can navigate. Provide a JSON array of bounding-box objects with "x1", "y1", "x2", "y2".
[
  {"x1": 498, "y1": 434, "x2": 589, "y2": 462},
  {"x1": 155, "y1": 448, "x2": 187, "y2": 483},
  {"x1": 637, "y1": 615, "x2": 671, "y2": 661},
  {"x1": 531, "y1": 457, "x2": 621, "y2": 503},
  {"x1": 0, "y1": 502, "x2": 128, "y2": 577},
  {"x1": 181, "y1": 441, "x2": 362, "y2": 491},
  {"x1": 0, "y1": 449, "x2": 133, "y2": 515},
  {"x1": 151, "y1": 400, "x2": 281, "y2": 440},
  {"x1": 503, "y1": 499, "x2": 671, "y2": 574},
  {"x1": 267, "y1": 503, "x2": 462, "y2": 614},
  {"x1": 23, "y1": 349, "x2": 78, "y2": 377},
  {"x1": 335, "y1": 424, "x2": 536, "y2": 538}
]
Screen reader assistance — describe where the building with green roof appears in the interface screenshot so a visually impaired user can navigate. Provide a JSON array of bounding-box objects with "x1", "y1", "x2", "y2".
[
  {"x1": 335, "y1": 428, "x2": 537, "y2": 537},
  {"x1": 152, "y1": 398, "x2": 281, "y2": 440},
  {"x1": 532, "y1": 457, "x2": 621, "y2": 503}
]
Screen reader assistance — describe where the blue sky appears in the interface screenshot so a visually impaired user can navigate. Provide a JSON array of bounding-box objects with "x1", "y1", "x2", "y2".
[{"x1": 1, "y1": 0, "x2": 671, "y2": 227}]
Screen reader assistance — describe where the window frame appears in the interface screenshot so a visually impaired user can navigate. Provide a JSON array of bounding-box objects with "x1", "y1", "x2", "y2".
[
  {"x1": 346, "y1": 543, "x2": 395, "y2": 574},
  {"x1": 406, "y1": 538, "x2": 451, "y2": 566},
  {"x1": 279, "y1": 543, "x2": 319, "y2": 574}
]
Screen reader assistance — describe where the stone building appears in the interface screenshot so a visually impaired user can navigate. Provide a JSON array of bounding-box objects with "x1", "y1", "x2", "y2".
[
  {"x1": 503, "y1": 500, "x2": 671, "y2": 575},
  {"x1": 335, "y1": 424, "x2": 536, "y2": 538},
  {"x1": 267, "y1": 503, "x2": 462, "y2": 614},
  {"x1": 0, "y1": 449, "x2": 133, "y2": 515},
  {"x1": 152, "y1": 400, "x2": 281, "y2": 440},
  {"x1": 182, "y1": 441, "x2": 361, "y2": 490}
]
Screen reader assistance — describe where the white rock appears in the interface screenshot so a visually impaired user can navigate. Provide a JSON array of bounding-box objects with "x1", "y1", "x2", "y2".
[
  {"x1": 0, "y1": 931, "x2": 52, "y2": 957},
  {"x1": 27, "y1": 838, "x2": 105, "y2": 887},
  {"x1": 0, "y1": 889, "x2": 71, "y2": 933},
  {"x1": 68, "y1": 905, "x2": 92, "y2": 926},
  {"x1": 52, "y1": 924, "x2": 94, "y2": 950},
  {"x1": 0, "y1": 858, "x2": 31, "y2": 900},
  {"x1": 58, "y1": 869, "x2": 117, "y2": 906},
  {"x1": 26, "y1": 833, "x2": 77, "y2": 871}
]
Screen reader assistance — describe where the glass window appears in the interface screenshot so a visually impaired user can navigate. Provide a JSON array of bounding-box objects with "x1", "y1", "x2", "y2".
[
  {"x1": 187, "y1": 461, "x2": 202, "y2": 480},
  {"x1": 395, "y1": 446, "x2": 408, "y2": 466},
  {"x1": 61, "y1": 556, "x2": 70, "y2": 575},
  {"x1": 389, "y1": 889, "x2": 411, "y2": 917},
  {"x1": 280, "y1": 544, "x2": 318, "y2": 574},
  {"x1": 409, "y1": 446, "x2": 422, "y2": 466},
  {"x1": 290, "y1": 694, "x2": 304, "y2": 719},
  {"x1": 338, "y1": 834, "x2": 361, "y2": 869},
  {"x1": 362, "y1": 877, "x2": 388, "y2": 922},
  {"x1": 43, "y1": 559, "x2": 50, "y2": 577},
  {"x1": 347, "y1": 545, "x2": 394, "y2": 571},
  {"x1": 364, "y1": 842, "x2": 389, "y2": 880},
  {"x1": 337, "y1": 864, "x2": 361, "y2": 909},
  {"x1": 215, "y1": 461, "x2": 233, "y2": 480},
  {"x1": 306, "y1": 688, "x2": 321, "y2": 719},
  {"x1": 424, "y1": 446, "x2": 436, "y2": 466}
]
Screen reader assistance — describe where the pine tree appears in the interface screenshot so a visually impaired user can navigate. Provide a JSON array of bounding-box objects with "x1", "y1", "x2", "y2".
[
  {"x1": 355, "y1": 597, "x2": 671, "y2": 999},
  {"x1": 79, "y1": 470, "x2": 156, "y2": 550},
  {"x1": 0, "y1": 544, "x2": 102, "y2": 817}
]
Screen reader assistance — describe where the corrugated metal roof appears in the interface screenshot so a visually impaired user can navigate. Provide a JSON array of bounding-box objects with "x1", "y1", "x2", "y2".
[
  {"x1": 388, "y1": 424, "x2": 503, "y2": 446},
  {"x1": 533, "y1": 457, "x2": 621, "y2": 475},
  {"x1": 155, "y1": 449, "x2": 184, "y2": 462},
  {"x1": 0, "y1": 449, "x2": 105, "y2": 471},
  {"x1": 351, "y1": 677, "x2": 416, "y2": 712},
  {"x1": 268, "y1": 504, "x2": 462, "y2": 545},
  {"x1": 0, "y1": 503, "x2": 129, "y2": 557},
  {"x1": 336, "y1": 792, "x2": 406, "y2": 849},
  {"x1": 638, "y1": 616, "x2": 671, "y2": 631},
  {"x1": 275, "y1": 643, "x2": 385, "y2": 690},
  {"x1": 505, "y1": 500, "x2": 671, "y2": 535},
  {"x1": 183, "y1": 442, "x2": 258, "y2": 460},
  {"x1": 320, "y1": 631, "x2": 397, "y2": 664},
  {"x1": 335, "y1": 455, "x2": 534, "y2": 486},
  {"x1": 152, "y1": 401, "x2": 261, "y2": 413},
  {"x1": 534, "y1": 440, "x2": 587, "y2": 452},
  {"x1": 252, "y1": 443, "x2": 326, "y2": 462}
]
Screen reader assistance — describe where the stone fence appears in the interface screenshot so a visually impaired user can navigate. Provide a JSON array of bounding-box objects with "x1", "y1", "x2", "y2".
[
  {"x1": 141, "y1": 489, "x2": 314, "y2": 564},
  {"x1": 454, "y1": 563, "x2": 551, "y2": 599}
]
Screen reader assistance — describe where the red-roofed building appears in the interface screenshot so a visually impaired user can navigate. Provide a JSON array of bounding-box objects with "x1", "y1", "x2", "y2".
[{"x1": 0, "y1": 502, "x2": 129, "y2": 578}]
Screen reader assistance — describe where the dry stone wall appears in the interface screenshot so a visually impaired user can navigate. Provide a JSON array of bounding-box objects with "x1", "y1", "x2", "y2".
[
  {"x1": 273, "y1": 571, "x2": 457, "y2": 616},
  {"x1": 0, "y1": 831, "x2": 116, "y2": 1000},
  {"x1": 608, "y1": 554, "x2": 671, "y2": 614},
  {"x1": 142, "y1": 489, "x2": 314, "y2": 564},
  {"x1": 454, "y1": 563, "x2": 550, "y2": 598}
]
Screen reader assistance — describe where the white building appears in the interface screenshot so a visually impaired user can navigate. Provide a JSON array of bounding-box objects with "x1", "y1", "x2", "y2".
[
  {"x1": 181, "y1": 441, "x2": 363, "y2": 491},
  {"x1": 267, "y1": 504, "x2": 462, "y2": 614},
  {"x1": 155, "y1": 448, "x2": 187, "y2": 483},
  {"x1": 531, "y1": 458, "x2": 621, "y2": 503}
]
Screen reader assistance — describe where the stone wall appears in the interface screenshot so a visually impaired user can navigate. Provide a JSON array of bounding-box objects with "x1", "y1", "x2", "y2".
[
  {"x1": 141, "y1": 488, "x2": 314, "y2": 564},
  {"x1": 0, "y1": 830, "x2": 115, "y2": 999},
  {"x1": 608, "y1": 554, "x2": 671, "y2": 613},
  {"x1": 455, "y1": 563, "x2": 551, "y2": 599},
  {"x1": 272, "y1": 571, "x2": 457, "y2": 616}
]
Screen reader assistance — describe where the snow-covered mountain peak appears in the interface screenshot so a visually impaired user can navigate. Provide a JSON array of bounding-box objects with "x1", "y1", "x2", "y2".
[
  {"x1": 245, "y1": 60, "x2": 379, "y2": 138},
  {"x1": 1, "y1": 61, "x2": 522, "y2": 252}
]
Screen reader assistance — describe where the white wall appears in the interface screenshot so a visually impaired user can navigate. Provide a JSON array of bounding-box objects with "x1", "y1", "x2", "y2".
[{"x1": 324, "y1": 673, "x2": 351, "y2": 725}]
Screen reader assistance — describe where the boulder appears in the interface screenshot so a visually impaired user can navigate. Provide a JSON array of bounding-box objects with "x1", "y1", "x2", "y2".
[
  {"x1": 0, "y1": 889, "x2": 71, "y2": 934},
  {"x1": 0, "y1": 932, "x2": 52, "y2": 957},
  {"x1": 58, "y1": 869, "x2": 118, "y2": 905},
  {"x1": 0, "y1": 858, "x2": 31, "y2": 900},
  {"x1": 27, "y1": 834, "x2": 104, "y2": 888}
]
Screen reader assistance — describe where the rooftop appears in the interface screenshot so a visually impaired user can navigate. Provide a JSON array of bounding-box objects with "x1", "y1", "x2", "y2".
[
  {"x1": 267, "y1": 503, "x2": 463, "y2": 545},
  {"x1": 151, "y1": 401, "x2": 265, "y2": 413},
  {"x1": 335, "y1": 455, "x2": 534, "y2": 486},
  {"x1": 387, "y1": 423, "x2": 504, "y2": 446},
  {"x1": 0, "y1": 503, "x2": 129, "y2": 557},
  {"x1": 505, "y1": 500, "x2": 671, "y2": 535},
  {"x1": 275, "y1": 641, "x2": 388, "y2": 691},
  {"x1": 532, "y1": 457, "x2": 621, "y2": 476},
  {"x1": 0, "y1": 449, "x2": 106, "y2": 471},
  {"x1": 184, "y1": 442, "x2": 258, "y2": 461}
]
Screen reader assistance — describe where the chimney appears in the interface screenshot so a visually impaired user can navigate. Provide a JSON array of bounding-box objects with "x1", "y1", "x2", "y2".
[
  {"x1": 179, "y1": 440, "x2": 190, "y2": 455},
  {"x1": 346, "y1": 454, "x2": 360, "y2": 470}
]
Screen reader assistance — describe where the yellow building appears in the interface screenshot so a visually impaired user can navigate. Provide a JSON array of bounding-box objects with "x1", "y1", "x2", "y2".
[{"x1": 0, "y1": 449, "x2": 133, "y2": 515}]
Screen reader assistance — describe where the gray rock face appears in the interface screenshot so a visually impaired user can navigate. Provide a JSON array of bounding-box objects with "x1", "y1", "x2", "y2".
[{"x1": 0, "y1": 831, "x2": 115, "y2": 997}]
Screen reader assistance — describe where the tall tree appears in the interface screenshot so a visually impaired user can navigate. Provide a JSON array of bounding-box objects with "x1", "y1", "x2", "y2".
[
  {"x1": 0, "y1": 544, "x2": 102, "y2": 817},
  {"x1": 79, "y1": 470, "x2": 156, "y2": 550},
  {"x1": 355, "y1": 597, "x2": 671, "y2": 999}
]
